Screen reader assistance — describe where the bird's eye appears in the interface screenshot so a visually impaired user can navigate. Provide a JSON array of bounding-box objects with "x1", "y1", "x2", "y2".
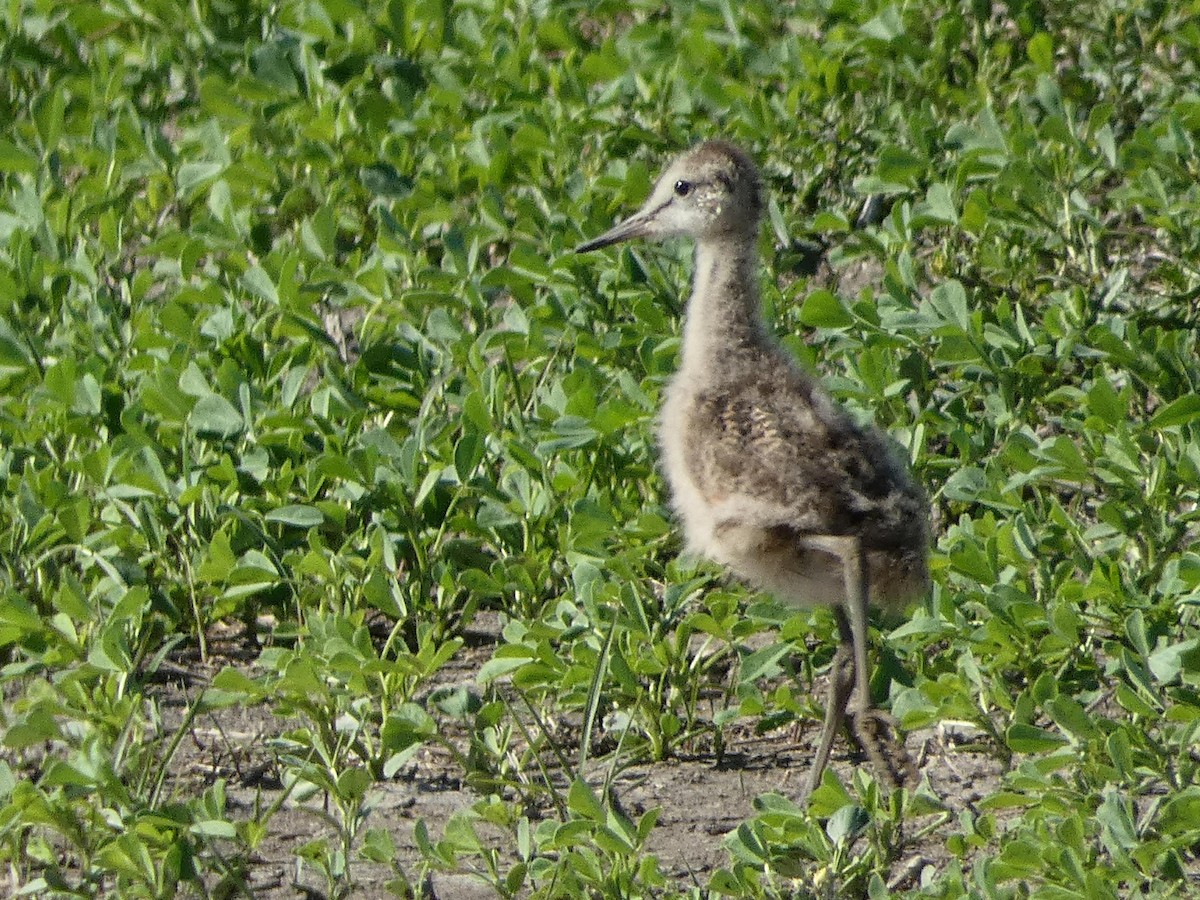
[{"x1": 674, "y1": 180, "x2": 692, "y2": 197}]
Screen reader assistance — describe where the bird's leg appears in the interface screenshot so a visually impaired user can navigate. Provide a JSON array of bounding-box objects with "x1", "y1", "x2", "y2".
[
  {"x1": 796, "y1": 534, "x2": 866, "y2": 798},
  {"x1": 804, "y1": 606, "x2": 856, "y2": 799},
  {"x1": 837, "y1": 534, "x2": 872, "y2": 721},
  {"x1": 836, "y1": 534, "x2": 917, "y2": 791},
  {"x1": 800, "y1": 534, "x2": 916, "y2": 795}
]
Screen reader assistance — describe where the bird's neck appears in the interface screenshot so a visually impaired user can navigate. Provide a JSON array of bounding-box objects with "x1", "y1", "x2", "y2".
[{"x1": 680, "y1": 235, "x2": 768, "y2": 374}]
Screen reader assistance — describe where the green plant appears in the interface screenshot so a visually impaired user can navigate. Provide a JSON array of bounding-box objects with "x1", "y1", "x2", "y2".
[{"x1": 4, "y1": 0, "x2": 1200, "y2": 896}]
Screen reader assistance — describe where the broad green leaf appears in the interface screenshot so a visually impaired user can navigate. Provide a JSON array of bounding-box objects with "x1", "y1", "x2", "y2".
[
  {"x1": 1159, "y1": 787, "x2": 1200, "y2": 837},
  {"x1": 1151, "y1": 395, "x2": 1200, "y2": 429},
  {"x1": 800, "y1": 290, "x2": 853, "y2": 328},
  {"x1": 176, "y1": 161, "x2": 225, "y2": 195},
  {"x1": 567, "y1": 778, "x2": 605, "y2": 823},
  {"x1": 927, "y1": 280, "x2": 971, "y2": 333},
  {"x1": 242, "y1": 265, "x2": 279, "y2": 304},
  {"x1": 1147, "y1": 638, "x2": 1200, "y2": 684},
  {"x1": 0, "y1": 316, "x2": 33, "y2": 374},
  {"x1": 454, "y1": 431, "x2": 485, "y2": 482},
  {"x1": 190, "y1": 394, "x2": 244, "y2": 437},
  {"x1": 739, "y1": 641, "x2": 792, "y2": 684},
  {"x1": 0, "y1": 140, "x2": 37, "y2": 173},
  {"x1": 190, "y1": 820, "x2": 237, "y2": 838},
  {"x1": 825, "y1": 804, "x2": 868, "y2": 845}
]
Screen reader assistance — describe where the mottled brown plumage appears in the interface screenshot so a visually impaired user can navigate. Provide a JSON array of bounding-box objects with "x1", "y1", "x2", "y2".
[{"x1": 576, "y1": 140, "x2": 929, "y2": 797}]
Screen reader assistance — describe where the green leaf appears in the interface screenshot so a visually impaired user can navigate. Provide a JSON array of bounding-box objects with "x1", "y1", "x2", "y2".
[
  {"x1": 176, "y1": 161, "x2": 225, "y2": 195},
  {"x1": 454, "y1": 430, "x2": 485, "y2": 482},
  {"x1": 860, "y1": 6, "x2": 905, "y2": 42},
  {"x1": 1159, "y1": 787, "x2": 1200, "y2": 837},
  {"x1": 4, "y1": 706, "x2": 63, "y2": 748},
  {"x1": 1087, "y1": 378, "x2": 1124, "y2": 425},
  {"x1": 336, "y1": 767, "x2": 371, "y2": 800},
  {"x1": 1095, "y1": 787, "x2": 1137, "y2": 854},
  {"x1": 567, "y1": 778, "x2": 605, "y2": 823},
  {"x1": 1147, "y1": 638, "x2": 1200, "y2": 684},
  {"x1": 242, "y1": 265, "x2": 279, "y2": 304},
  {"x1": 536, "y1": 416, "x2": 598, "y2": 454},
  {"x1": 264, "y1": 504, "x2": 324, "y2": 527},
  {"x1": 800, "y1": 290, "x2": 853, "y2": 328},
  {"x1": 825, "y1": 804, "x2": 868, "y2": 845},
  {"x1": 360, "y1": 827, "x2": 397, "y2": 864},
  {"x1": 875, "y1": 145, "x2": 923, "y2": 187},
  {"x1": 1106, "y1": 728, "x2": 1133, "y2": 779},
  {"x1": 1028, "y1": 32, "x2": 1055, "y2": 72},
  {"x1": 739, "y1": 641, "x2": 793, "y2": 684},
  {"x1": 927, "y1": 279, "x2": 971, "y2": 333},
  {"x1": 1150, "y1": 395, "x2": 1200, "y2": 429},
  {"x1": 0, "y1": 316, "x2": 34, "y2": 375},
  {"x1": 1047, "y1": 697, "x2": 1097, "y2": 741},
  {"x1": 191, "y1": 819, "x2": 237, "y2": 838},
  {"x1": 919, "y1": 182, "x2": 957, "y2": 224},
  {"x1": 0, "y1": 140, "x2": 37, "y2": 173},
  {"x1": 1006, "y1": 723, "x2": 1069, "y2": 753},
  {"x1": 190, "y1": 394, "x2": 244, "y2": 437}
]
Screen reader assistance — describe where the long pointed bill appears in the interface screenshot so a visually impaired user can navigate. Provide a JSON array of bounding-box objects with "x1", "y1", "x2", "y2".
[{"x1": 574, "y1": 210, "x2": 656, "y2": 253}]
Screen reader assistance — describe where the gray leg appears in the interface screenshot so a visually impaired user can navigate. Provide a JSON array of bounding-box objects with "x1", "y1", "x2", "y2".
[
  {"x1": 798, "y1": 535, "x2": 916, "y2": 794},
  {"x1": 804, "y1": 607, "x2": 856, "y2": 798},
  {"x1": 838, "y1": 535, "x2": 872, "y2": 719},
  {"x1": 797, "y1": 535, "x2": 872, "y2": 799}
]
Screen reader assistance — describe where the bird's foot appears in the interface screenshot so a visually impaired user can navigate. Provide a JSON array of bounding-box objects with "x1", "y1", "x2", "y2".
[{"x1": 851, "y1": 707, "x2": 917, "y2": 792}]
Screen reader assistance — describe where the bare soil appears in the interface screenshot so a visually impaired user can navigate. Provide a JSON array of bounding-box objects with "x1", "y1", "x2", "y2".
[{"x1": 154, "y1": 612, "x2": 1008, "y2": 900}]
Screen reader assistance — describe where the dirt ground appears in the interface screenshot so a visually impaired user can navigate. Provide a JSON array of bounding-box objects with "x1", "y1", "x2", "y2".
[{"x1": 156, "y1": 609, "x2": 1008, "y2": 900}]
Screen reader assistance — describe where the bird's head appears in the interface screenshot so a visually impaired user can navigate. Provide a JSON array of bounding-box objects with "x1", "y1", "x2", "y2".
[{"x1": 575, "y1": 140, "x2": 763, "y2": 253}]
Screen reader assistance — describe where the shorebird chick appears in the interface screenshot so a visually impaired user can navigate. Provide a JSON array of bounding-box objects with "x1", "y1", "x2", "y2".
[{"x1": 576, "y1": 140, "x2": 930, "y2": 797}]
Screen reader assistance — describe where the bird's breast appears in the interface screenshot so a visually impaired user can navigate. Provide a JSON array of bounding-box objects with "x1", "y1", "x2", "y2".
[{"x1": 657, "y1": 381, "x2": 723, "y2": 556}]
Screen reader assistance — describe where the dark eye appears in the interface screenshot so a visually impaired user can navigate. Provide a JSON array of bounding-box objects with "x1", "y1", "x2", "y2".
[{"x1": 674, "y1": 180, "x2": 692, "y2": 197}]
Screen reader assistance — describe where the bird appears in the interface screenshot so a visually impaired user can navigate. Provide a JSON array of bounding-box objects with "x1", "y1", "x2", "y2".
[{"x1": 575, "y1": 140, "x2": 930, "y2": 797}]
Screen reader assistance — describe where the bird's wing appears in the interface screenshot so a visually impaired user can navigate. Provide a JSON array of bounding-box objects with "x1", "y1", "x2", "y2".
[{"x1": 684, "y1": 375, "x2": 914, "y2": 542}]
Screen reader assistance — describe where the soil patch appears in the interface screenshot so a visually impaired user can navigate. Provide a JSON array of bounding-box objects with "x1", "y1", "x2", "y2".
[{"x1": 154, "y1": 616, "x2": 1008, "y2": 898}]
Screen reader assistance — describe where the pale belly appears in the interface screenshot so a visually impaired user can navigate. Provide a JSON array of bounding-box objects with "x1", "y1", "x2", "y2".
[{"x1": 657, "y1": 390, "x2": 719, "y2": 557}]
